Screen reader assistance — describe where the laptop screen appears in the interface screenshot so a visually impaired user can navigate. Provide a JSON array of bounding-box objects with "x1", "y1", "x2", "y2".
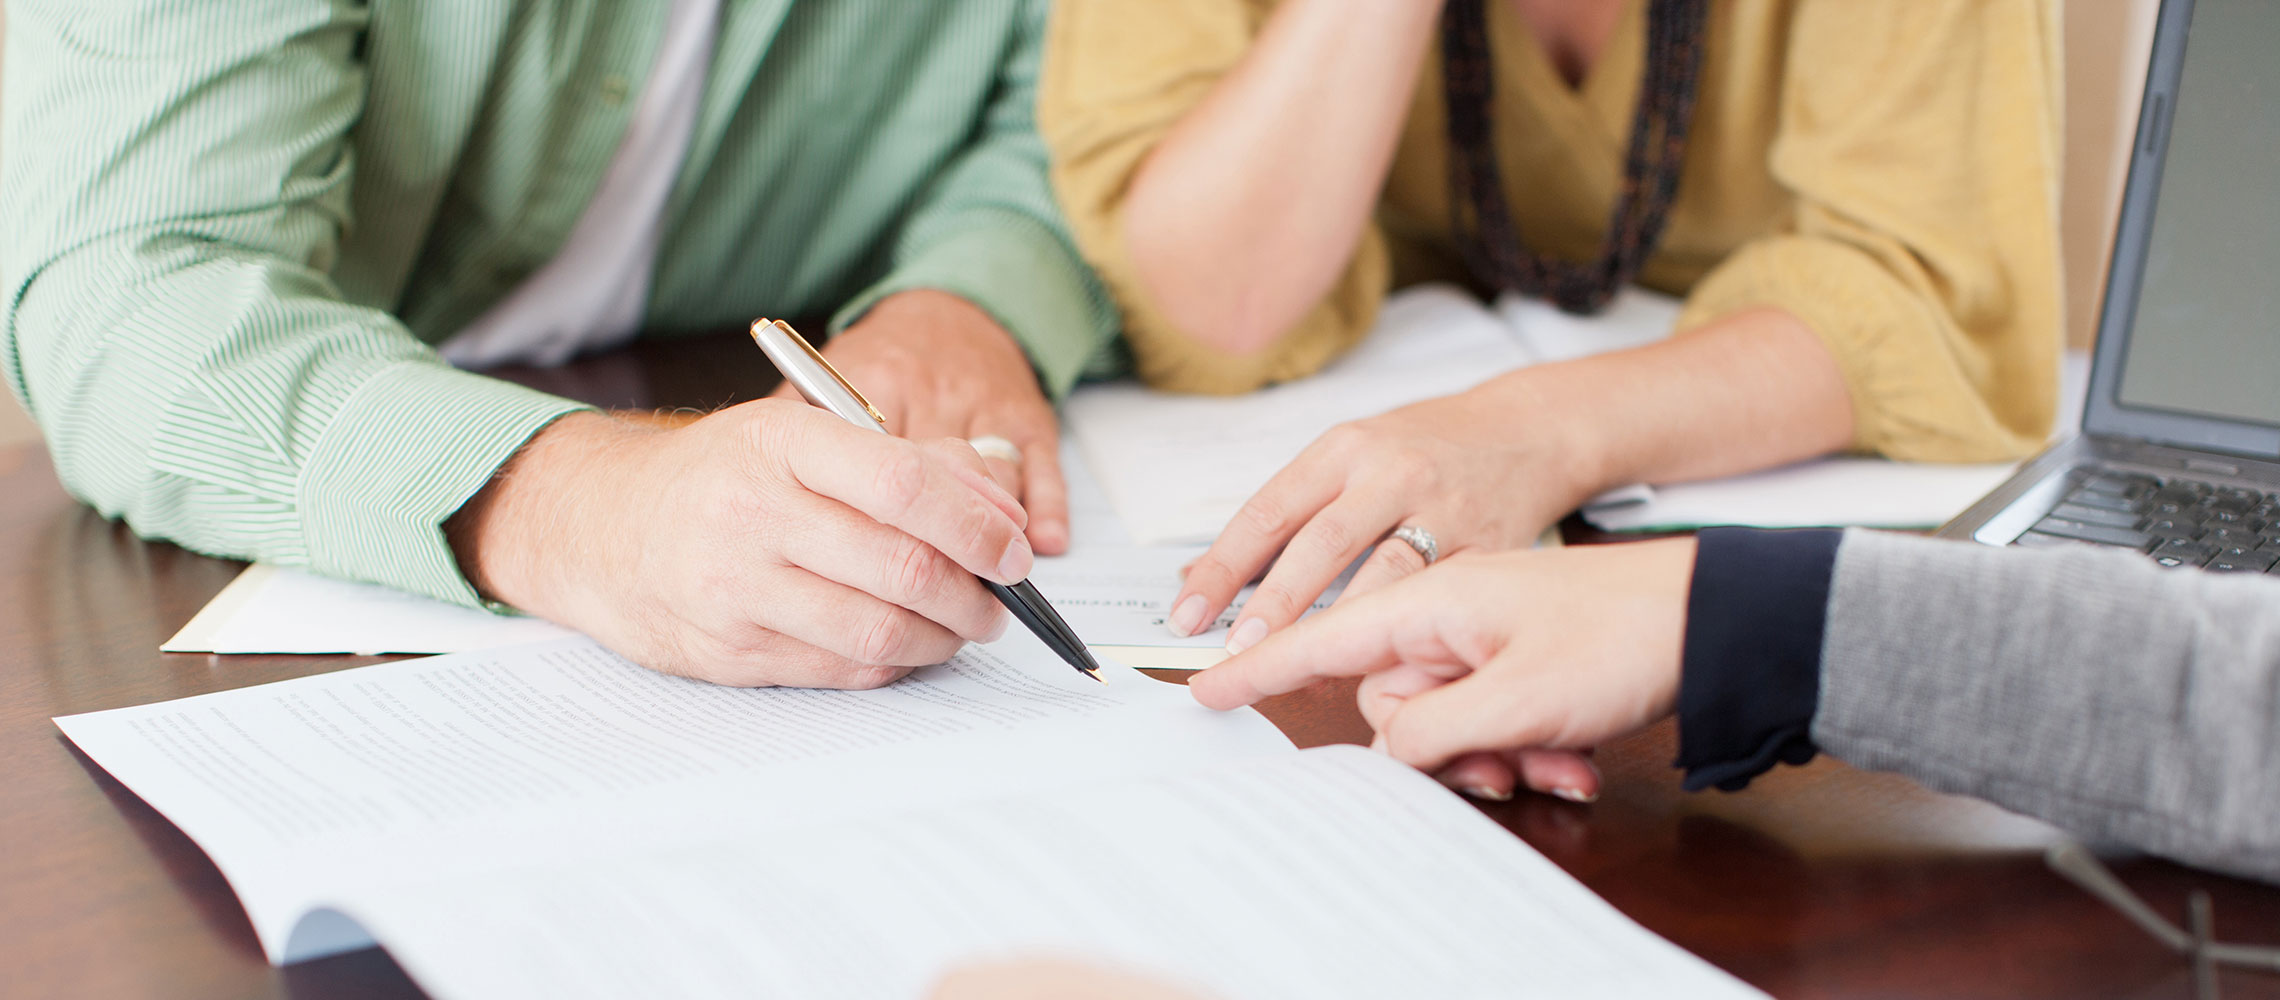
[{"x1": 2114, "y1": 0, "x2": 2280, "y2": 429}]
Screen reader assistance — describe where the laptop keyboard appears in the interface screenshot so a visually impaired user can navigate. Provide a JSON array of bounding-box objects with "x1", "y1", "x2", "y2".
[{"x1": 2014, "y1": 471, "x2": 2280, "y2": 574}]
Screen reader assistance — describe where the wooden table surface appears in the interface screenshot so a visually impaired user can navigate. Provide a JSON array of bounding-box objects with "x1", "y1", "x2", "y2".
[{"x1": 4, "y1": 331, "x2": 2277, "y2": 999}]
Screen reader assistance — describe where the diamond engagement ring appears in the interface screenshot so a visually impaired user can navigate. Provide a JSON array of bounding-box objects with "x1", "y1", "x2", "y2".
[
  {"x1": 1390, "y1": 524, "x2": 1440, "y2": 566},
  {"x1": 966, "y1": 435, "x2": 1022, "y2": 465}
]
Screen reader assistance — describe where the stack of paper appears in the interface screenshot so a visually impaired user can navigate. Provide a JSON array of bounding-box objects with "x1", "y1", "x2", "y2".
[
  {"x1": 1063, "y1": 285, "x2": 1537, "y2": 546},
  {"x1": 164, "y1": 564, "x2": 579, "y2": 655},
  {"x1": 59, "y1": 633, "x2": 1763, "y2": 1000}
]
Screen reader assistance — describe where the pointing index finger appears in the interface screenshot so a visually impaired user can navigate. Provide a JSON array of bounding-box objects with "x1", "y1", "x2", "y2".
[{"x1": 1188, "y1": 582, "x2": 1427, "y2": 710}]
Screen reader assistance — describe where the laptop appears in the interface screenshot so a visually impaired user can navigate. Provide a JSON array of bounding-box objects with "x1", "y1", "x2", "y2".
[{"x1": 1938, "y1": 0, "x2": 2280, "y2": 574}]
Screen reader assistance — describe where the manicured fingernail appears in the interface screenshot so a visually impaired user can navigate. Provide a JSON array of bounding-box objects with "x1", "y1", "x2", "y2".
[
  {"x1": 1552, "y1": 786, "x2": 1597, "y2": 804},
  {"x1": 1224, "y1": 617, "x2": 1268, "y2": 655},
  {"x1": 1169, "y1": 594, "x2": 1209, "y2": 637},
  {"x1": 996, "y1": 537, "x2": 1033, "y2": 583},
  {"x1": 1463, "y1": 785, "x2": 1513, "y2": 802}
]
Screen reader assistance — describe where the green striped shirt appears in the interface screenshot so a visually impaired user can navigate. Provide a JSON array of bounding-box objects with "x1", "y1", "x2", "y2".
[{"x1": 0, "y1": 0, "x2": 1119, "y2": 609}]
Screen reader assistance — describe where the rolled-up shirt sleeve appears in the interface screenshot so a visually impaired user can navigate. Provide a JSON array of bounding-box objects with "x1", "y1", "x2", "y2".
[
  {"x1": 1675, "y1": 0, "x2": 2065, "y2": 463},
  {"x1": 0, "y1": 0, "x2": 590, "y2": 608},
  {"x1": 1674, "y1": 527, "x2": 1843, "y2": 791}
]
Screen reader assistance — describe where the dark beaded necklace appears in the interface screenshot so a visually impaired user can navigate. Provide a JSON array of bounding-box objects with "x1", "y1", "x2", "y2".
[{"x1": 1440, "y1": 0, "x2": 1709, "y2": 314}]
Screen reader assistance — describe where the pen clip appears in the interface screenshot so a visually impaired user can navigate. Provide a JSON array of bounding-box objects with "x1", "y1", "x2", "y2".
[{"x1": 752, "y1": 319, "x2": 888, "y2": 429}]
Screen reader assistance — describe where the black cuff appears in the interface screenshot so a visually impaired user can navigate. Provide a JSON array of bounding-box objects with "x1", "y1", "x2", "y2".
[{"x1": 1673, "y1": 527, "x2": 1843, "y2": 792}]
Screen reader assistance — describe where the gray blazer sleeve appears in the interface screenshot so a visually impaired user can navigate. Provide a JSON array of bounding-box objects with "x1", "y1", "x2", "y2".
[{"x1": 1813, "y1": 530, "x2": 2280, "y2": 882}]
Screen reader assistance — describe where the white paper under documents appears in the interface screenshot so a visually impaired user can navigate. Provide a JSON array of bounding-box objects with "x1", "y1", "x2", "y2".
[
  {"x1": 162, "y1": 563, "x2": 581, "y2": 655},
  {"x1": 59, "y1": 634, "x2": 1763, "y2": 1000},
  {"x1": 1064, "y1": 284, "x2": 1539, "y2": 546}
]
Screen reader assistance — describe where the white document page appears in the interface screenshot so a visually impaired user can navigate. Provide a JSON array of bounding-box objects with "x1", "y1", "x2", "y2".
[
  {"x1": 1057, "y1": 435, "x2": 1134, "y2": 548},
  {"x1": 1581, "y1": 458, "x2": 2022, "y2": 532},
  {"x1": 310, "y1": 747, "x2": 1765, "y2": 1000},
  {"x1": 1064, "y1": 285, "x2": 1542, "y2": 546},
  {"x1": 164, "y1": 564, "x2": 582, "y2": 654},
  {"x1": 55, "y1": 633, "x2": 1293, "y2": 963},
  {"x1": 1493, "y1": 283, "x2": 1684, "y2": 363}
]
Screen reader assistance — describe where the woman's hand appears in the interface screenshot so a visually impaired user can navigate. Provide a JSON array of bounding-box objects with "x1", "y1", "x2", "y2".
[
  {"x1": 1188, "y1": 540, "x2": 1699, "y2": 802},
  {"x1": 1169, "y1": 309, "x2": 1856, "y2": 657},
  {"x1": 1168, "y1": 373, "x2": 1601, "y2": 653}
]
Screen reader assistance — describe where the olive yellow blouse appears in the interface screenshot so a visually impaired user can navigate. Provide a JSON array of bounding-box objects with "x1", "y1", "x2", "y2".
[{"x1": 1041, "y1": 0, "x2": 2064, "y2": 462}]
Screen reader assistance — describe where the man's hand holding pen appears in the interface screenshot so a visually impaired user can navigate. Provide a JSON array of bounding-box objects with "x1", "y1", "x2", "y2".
[{"x1": 445, "y1": 403, "x2": 1031, "y2": 688}]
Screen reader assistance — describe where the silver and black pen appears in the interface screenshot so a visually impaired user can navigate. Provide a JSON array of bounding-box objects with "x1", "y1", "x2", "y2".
[{"x1": 749, "y1": 318, "x2": 1105, "y2": 683}]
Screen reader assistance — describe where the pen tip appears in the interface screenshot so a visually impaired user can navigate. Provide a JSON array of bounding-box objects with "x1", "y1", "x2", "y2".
[{"x1": 1071, "y1": 648, "x2": 1106, "y2": 683}]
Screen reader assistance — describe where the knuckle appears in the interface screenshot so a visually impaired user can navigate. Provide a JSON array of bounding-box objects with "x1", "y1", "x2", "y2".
[
  {"x1": 869, "y1": 450, "x2": 930, "y2": 519},
  {"x1": 885, "y1": 350, "x2": 934, "y2": 392},
  {"x1": 695, "y1": 632, "x2": 786, "y2": 688},
  {"x1": 884, "y1": 539, "x2": 950, "y2": 603},
  {"x1": 746, "y1": 399, "x2": 808, "y2": 454},
  {"x1": 1320, "y1": 421, "x2": 1369, "y2": 456},
  {"x1": 1305, "y1": 517, "x2": 1356, "y2": 559},
  {"x1": 1235, "y1": 495, "x2": 1292, "y2": 539},
  {"x1": 916, "y1": 628, "x2": 967, "y2": 665},
  {"x1": 853, "y1": 609, "x2": 916, "y2": 665},
  {"x1": 1185, "y1": 555, "x2": 1247, "y2": 595},
  {"x1": 1378, "y1": 538, "x2": 1425, "y2": 572},
  {"x1": 966, "y1": 500, "x2": 1014, "y2": 549},
  {"x1": 1386, "y1": 449, "x2": 1436, "y2": 483},
  {"x1": 1248, "y1": 582, "x2": 1304, "y2": 620}
]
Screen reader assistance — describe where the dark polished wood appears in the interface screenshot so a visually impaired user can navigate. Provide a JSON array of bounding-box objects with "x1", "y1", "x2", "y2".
[{"x1": 4, "y1": 329, "x2": 2277, "y2": 999}]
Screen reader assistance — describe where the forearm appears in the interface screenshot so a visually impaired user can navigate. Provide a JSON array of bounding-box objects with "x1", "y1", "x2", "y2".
[
  {"x1": 9, "y1": 235, "x2": 589, "y2": 605},
  {"x1": 1493, "y1": 307, "x2": 1855, "y2": 505},
  {"x1": 1121, "y1": 0, "x2": 1443, "y2": 356},
  {"x1": 3, "y1": 0, "x2": 594, "y2": 607},
  {"x1": 1816, "y1": 531, "x2": 2280, "y2": 883}
]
